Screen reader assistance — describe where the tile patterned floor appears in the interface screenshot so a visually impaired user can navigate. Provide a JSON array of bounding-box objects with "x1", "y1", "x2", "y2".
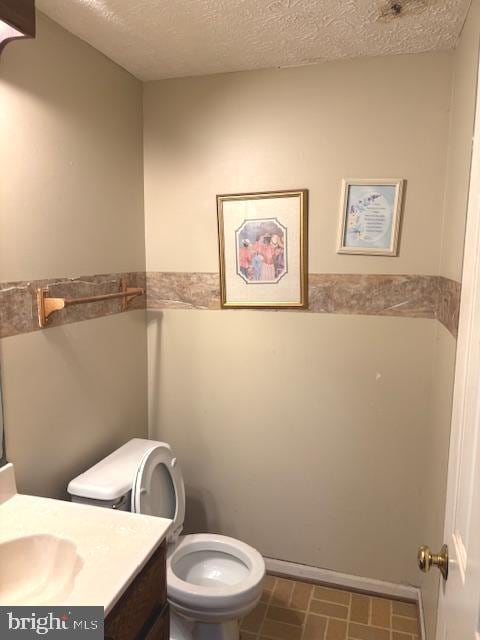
[{"x1": 241, "y1": 576, "x2": 421, "y2": 640}]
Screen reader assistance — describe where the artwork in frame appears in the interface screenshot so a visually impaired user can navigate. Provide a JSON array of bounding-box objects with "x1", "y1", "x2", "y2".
[
  {"x1": 217, "y1": 190, "x2": 308, "y2": 308},
  {"x1": 337, "y1": 179, "x2": 405, "y2": 256}
]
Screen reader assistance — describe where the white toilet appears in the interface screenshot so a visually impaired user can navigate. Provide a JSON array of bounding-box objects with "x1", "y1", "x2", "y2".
[{"x1": 67, "y1": 438, "x2": 265, "y2": 640}]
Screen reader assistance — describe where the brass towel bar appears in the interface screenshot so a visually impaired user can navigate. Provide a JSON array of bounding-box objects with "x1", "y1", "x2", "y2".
[{"x1": 36, "y1": 279, "x2": 145, "y2": 328}]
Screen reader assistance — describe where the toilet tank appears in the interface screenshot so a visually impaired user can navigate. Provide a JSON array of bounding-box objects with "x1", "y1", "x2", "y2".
[{"x1": 68, "y1": 438, "x2": 161, "y2": 511}]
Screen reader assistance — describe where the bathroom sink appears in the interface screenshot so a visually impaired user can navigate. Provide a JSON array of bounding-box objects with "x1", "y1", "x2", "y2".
[{"x1": 0, "y1": 534, "x2": 83, "y2": 605}]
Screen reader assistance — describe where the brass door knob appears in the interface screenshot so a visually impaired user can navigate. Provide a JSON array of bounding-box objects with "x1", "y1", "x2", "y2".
[{"x1": 417, "y1": 544, "x2": 449, "y2": 580}]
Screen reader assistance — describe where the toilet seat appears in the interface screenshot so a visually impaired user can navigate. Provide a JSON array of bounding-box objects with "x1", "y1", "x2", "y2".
[
  {"x1": 167, "y1": 534, "x2": 265, "y2": 615},
  {"x1": 131, "y1": 443, "x2": 185, "y2": 542}
]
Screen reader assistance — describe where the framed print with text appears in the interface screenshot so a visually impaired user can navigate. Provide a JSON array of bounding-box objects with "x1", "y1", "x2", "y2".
[
  {"x1": 217, "y1": 190, "x2": 308, "y2": 308},
  {"x1": 337, "y1": 179, "x2": 405, "y2": 256}
]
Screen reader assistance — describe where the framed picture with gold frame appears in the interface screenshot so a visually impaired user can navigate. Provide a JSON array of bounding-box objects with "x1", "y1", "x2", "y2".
[
  {"x1": 337, "y1": 179, "x2": 405, "y2": 256},
  {"x1": 217, "y1": 190, "x2": 308, "y2": 308}
]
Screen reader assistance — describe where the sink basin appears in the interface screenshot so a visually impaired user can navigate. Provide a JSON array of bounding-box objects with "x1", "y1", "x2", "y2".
[{"x1": 0, "y1": 534, "x2": 83, "y2": 605}]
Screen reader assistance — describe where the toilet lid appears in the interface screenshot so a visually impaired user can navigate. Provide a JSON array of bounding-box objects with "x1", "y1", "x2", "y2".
[{"x1": 132, "y1": 443, "x2": 185, "y2": 542}]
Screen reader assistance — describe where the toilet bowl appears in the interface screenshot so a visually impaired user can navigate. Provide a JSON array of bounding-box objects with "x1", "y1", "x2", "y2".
[
  {"x1": 168, "y1": 534, "x2": 265, "y2": 621},
  {"x1": 68, "y1": 438, "x2": 265, "y2": 640}
]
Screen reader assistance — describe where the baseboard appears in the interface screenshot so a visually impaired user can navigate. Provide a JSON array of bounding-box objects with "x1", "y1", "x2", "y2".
[{"x1": 265, "y1": 557, "x2": 420, "y2": 602}]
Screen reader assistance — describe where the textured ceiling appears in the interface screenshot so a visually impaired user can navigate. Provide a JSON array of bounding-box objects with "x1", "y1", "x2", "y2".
[{"x1": 36, "y1": 0, "x2": 471, "y2": 81}]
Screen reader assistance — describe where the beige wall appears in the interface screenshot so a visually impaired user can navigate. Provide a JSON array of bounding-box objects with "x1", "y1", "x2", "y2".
[
  {"x1": 144, "y1": 52, "x2": 454, "y2": 590},
  {"x1": 144, "y1": 53, "x2": 453, "y2": 275},
  {"x1": 440, "y1": 0, "x2": 480, "y2": 282},
  {"x1": 0, "y1": 13, "x2": 148, "y2": 497},
  {"x1": 1, "y1": 313, "x2": 148, "y2": 499},
  {"x1": 0, "y1": 13, "x2": 146, "y2": 281},
  {"x1": 148, "y1": 310, "x2": 436, "y2": 585}
]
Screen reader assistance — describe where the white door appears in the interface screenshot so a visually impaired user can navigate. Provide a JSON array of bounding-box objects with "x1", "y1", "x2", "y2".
[{"x1": 433, "y1": 55, "x2": 480, "y2": 640}]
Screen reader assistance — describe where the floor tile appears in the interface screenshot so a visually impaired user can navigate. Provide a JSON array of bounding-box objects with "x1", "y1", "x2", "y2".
[
  {"x1": 326, "y1": 618, "x2": 347, "y2": 640},
  {"x1": 348, "y1": 622, "x2": 390, "y2": 640},
  {"x1": 262, "y1": 618, "x2": 303, "y2": 640},
  {"x1": 290, "y1": 580, "x2": 313, "y2": 610},
  {"x1": 303, "y1": 614, "x2": 328, "y2": 640},
  {"x1": 314, "y1": 586, "x2": 351, "y2": 606},
  {"x1": 271, "y1": 578, "x2": 295, "y2": 608},
  {"x1": 241, "y1": 575, "x2": 421, "y2": 640},
  {"x1": 392, "y1": 601, "x2": 417, "y2": 619},
  {"x1": 266, "y1": 605, "x2": 305, "y2": 626},
  {"x1": 392, "y1": 616, "x2": 418, "y2": 634},
  {"x1": 310, "y1": 599, "x2": 349, "y2": 619},
  {"x1": 370, "y1": 598, "x2": 390, "y2": 628},
  {"x1": 264, "y1": 575, "x2": 277, "y2": 591},
  {"x1": 242, "y1": 602, "x2": 267, "y2": 633},
  {"x1": 350, "y1": 594, "x2": 370, "y2": 624}
]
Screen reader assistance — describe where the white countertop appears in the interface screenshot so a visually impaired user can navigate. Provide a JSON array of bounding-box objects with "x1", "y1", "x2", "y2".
[{"x1": 0, "y1": 464, "x2": 172, "y2": 614}]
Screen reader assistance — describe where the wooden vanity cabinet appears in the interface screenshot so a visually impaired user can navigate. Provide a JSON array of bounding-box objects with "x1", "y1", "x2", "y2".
[{"x1": 105, "y1": 540, "x2": 169, "y2": 640}]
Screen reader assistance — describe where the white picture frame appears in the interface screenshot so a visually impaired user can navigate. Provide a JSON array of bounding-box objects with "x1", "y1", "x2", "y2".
[{"x1": 337, "y1": 179, "x2": 405, "y2": 256}]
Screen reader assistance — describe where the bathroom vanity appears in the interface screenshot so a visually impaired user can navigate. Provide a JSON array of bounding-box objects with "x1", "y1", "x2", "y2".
[
  {"x1": 0, "y1": 463, "x2": 171, "y2": 639},
  {"x1": 105, "y1": 541, "x2": 168, "y2": 640}
]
